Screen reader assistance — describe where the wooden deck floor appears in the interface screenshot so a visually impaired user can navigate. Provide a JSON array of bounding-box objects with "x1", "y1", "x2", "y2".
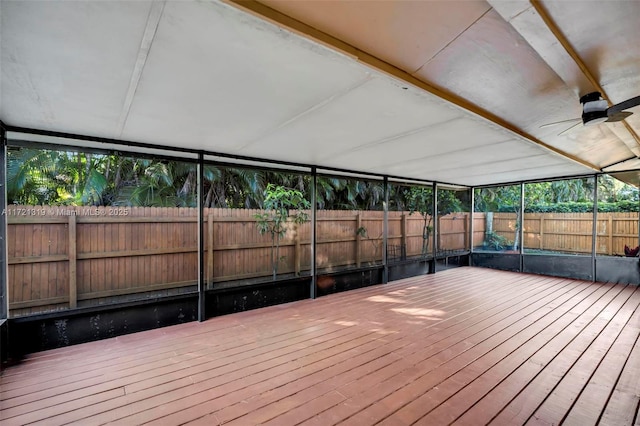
[{"x1": 1, "y1": 267, "x2": 640, "y2": 425}]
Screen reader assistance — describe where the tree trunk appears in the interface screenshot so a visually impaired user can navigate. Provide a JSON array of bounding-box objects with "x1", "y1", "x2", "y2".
[
  {"x1": 484, "y1": 212, "x2": 494, "y2": 249},
  {"x1": 178, "y1": 170, "x2": 194, "y2": 198},
  {"x1": 421, "y1": 215, "x2": 432, "y2": 257},
  {"x1": 204, "y1": 185, "x2": 214, "y2": 208},
  {"x1": 271, "y1": 233, "x2": 277, "y2": 281},
  {"x1": 485, "y1": 212, "x2": 493, "y2": 235},
  {"x1": 114, "y1": 162, "x2": 122, "y2": 191},
  {"x1": 274, "y1": 234, "x2": 280, "y2": 280},
  {"x1": 513, "y1": 209, "x2": 521, "y2": 251}
]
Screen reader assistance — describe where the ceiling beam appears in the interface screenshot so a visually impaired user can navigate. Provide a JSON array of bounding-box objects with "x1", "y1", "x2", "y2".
[
  {"x1": 223, "y1": 0, "x2": 599, "y2": 172},
  {"x1": 115, "y1": 1, "x2": 165, "y2": 138},
  {"x1": 528, "y1": 1, "x2": 602, "y2": 96},
  {"x1": 530, "y1": 0, "x2": 640, "y2": 153},
  {"x1": 489, "y1": 0, "x2": 640, "y2": 156}
]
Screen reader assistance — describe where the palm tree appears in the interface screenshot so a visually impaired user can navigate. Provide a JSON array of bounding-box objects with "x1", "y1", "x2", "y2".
[
  {"x1": 475, "y1": 185, "x2": 521, "y2": 249},
  {"x1": 8, "y1": 147, "x2": 203, "y2": 207},
  {"x1": 406, "y1": 186, "x2": 434, "y2": 257},
  {"x1": 7, "y1": 147, "x2": 109, "y2": 205},
  {"x1": 115, "y1": 160, "x2": 198, "y2": 207}
]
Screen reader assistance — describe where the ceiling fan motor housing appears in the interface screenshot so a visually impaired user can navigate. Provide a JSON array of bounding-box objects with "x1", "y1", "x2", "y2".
[{"x1": 580, "y1": 91, "x2": 608, "y2": 125}]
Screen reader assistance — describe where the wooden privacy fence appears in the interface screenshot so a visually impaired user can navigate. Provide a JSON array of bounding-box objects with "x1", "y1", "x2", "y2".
[
  {"x1": 6, "y1": 206, "x2": 470, "y2": 316},
  {"x1": 475, "y1": 212, "x2": 639, "y2": 255},
  {"x1": 8, "y1": 206, "x2": 199, "y2": 317},
  {"x1": 10, "y1": 206, "x2": 639, "y2": 316}
]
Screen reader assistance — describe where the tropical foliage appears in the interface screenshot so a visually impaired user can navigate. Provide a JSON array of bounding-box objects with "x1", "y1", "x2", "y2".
[
  {"x1": 7, "y1": 147, "x2": 198, "y2": 207},
  {"x1": 475, "y1": 176, "x2": 638, "y2": 213},
  {"x1": 402, "y1": 186, "x2": 467, "y2": 257},
  {"x1": 474, "y1": 177, "x2": 639, "y2": 250},
  {"x1": 7, "y1": 147, "x2": 395, "y2": 210},
  {"x1": 254, "y1": 184, "x2": 310, "y2": 279},
  {"x1": 8, "y1": 146, "x2": 637, "y2": 212}
]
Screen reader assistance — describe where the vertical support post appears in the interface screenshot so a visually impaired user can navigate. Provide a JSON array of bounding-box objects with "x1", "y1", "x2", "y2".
[
  {"x1": 592, "y1": 174, "x2": 598, "y2": 282},
  {"x1": 197, "y1": 153, "x2": 205, "y2": 321},
  {"x1": 207, "y1": 213, "x2": 214, "y2": 287},
  {"x1": 431, "y1": 182, "x2": 437, "y2": 274},
  {"x1": 539, "y1": 215, "x2": 544, "y2": 249},
  {"x1": 519, "y1": 182, "x2": 525, "y2": 273},
  {"x1": 382, "y1": 176, "x2": 389, "y2": 283},
  {"x1": 607, "y1": 215, "x2": 613, "y2": 255},
  {"x1": 355, "y1": 213, "x2": 362, "y2": 267},
  {"x1": 0, "y1": 124, "x2": 7, "y2": 364},
  {"x1": 0, "y1": 125, "x2": 8, "y2": 319},
  {"x1": 68, "y1": 215, "x2": 77, "y2": 309},
  {"x1": 294, "y1": 223, "x2": 301, "y2": 276},
  {"x1": 310, "y1": 168, "x2": 317, "y2": 299},
  {"x1": 470, "y1": 187, "x2": 475, "y2": 264}
]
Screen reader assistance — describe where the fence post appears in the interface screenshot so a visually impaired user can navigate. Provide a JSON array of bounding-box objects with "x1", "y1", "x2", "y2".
[
  {"x1": 463, "y1": 215, "x2": 469, "y2": 249},
  {"x1": 437, "y1": 216, "x2": 442, "y2": 253},
  {"x1": 294, "y1": 223, "x2": 301, "y2": 276},
  {"x1": 207, "y1": 213, "x2": 214, "y2": 286},
  {"x1": 608, "y1": 215, "x2": 613, "y2": 255},
  {"x1": 401, "y1": 214, "x2": 407, "y2": 256},
  {"x1": 539, "y1": 215, "x2": 544, "y2": 249},
  {"x1": 356, "y1": 213, "x2": 362, "y2": 267},
  {"x1": 68, "y1": 214, "x2": 77, "y2": 309}
]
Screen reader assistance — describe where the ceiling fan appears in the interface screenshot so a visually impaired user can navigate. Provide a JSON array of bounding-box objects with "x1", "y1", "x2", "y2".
[{"x1": 541, "y1": 91, "x2": 640, "y2": 135}]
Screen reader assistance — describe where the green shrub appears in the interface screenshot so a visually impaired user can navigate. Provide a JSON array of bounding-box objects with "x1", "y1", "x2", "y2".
[{"x1": 501, "y1": 201, "x2": 640, "y2": 213}]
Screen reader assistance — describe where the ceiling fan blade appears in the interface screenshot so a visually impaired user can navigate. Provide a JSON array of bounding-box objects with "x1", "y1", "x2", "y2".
[
  {"x1": 539, "y1": 117, "x2": 581, "y2": 128},
  {"x1": 606, "y1": 111, "x2": 633, "y2": 122},
  {"x1": 558, "y1": 121, "x2": 583, "y2": 136},
  {"x1": 608, "y1": 95, "x2": 640, "y2": 114}
]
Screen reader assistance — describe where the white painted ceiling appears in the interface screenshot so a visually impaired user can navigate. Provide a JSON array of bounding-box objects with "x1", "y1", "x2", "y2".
[{"x1": 1, "y1": 0, "x2": 639, "y2": 186}]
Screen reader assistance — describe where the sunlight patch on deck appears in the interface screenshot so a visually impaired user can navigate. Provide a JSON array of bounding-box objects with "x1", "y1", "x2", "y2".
[
  {"x1": 366, "y1": 295, "x2": 406, "y2": 304},
  {"x1": 391, "y1": 307, "x2": 446, "y2": 320}
]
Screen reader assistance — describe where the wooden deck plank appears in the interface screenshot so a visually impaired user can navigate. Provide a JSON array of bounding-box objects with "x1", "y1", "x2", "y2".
[
  {"x1": 12, "y1": 270, "x2": 489, "y2": 424},
  {"x1": 406, "y1": 280, "x2": 610, "y2": 425},
  {"x1": 3, "y1": 290, "x2": 400, "y2": 393},
  {"x1": 2, "y1": 324, "x2": 365, "y2": 420},
  {"x1": 98, "y1": 270, "x2": 528, "y2": 425},
  {"x1": 2, "y1": 275, "x2": 439, "y2": 391},
  {"x1": 1, "y1": 267, "x2": 639, "y2": 426},
  {"x1": 2, "y1": 283, "x2": 388, "y2": 380},
  {"x1": 247, "y1": 276, "x2": 558, "y2": 426},
  {"x1": 335, "y1": 279, "x2": 591, "y2": 426},
  {"x1": 375, "y1": 281, "x2": 608, "y2": 425},
  {"x1": 530, "y1": 287, "x2": 640, "y2": 425},
  {"x1": 203, "y1": 276, "x2": 554, "y2": 425},
  {"x1": 598, "y1": 317, "x2": 640, "y2": 426},
  {"x1": 453, "y1": 282, "x2": 627, "y2": 425},
  {"x1": 486, "y1": 284, "x2": 635, "y2": 425},
  {"x1": 298, "y1": 278, "x2": 584, "y2": 426}
]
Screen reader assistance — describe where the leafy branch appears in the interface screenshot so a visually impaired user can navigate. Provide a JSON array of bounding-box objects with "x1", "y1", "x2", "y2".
[{"x1": 254, "y1": 184, "x2": 310, "y2": 280}]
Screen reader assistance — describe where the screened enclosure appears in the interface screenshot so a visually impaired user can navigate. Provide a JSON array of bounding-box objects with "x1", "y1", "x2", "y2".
[{"x1": 2, "y1": 130, "x2": 640, "y2": 356}]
